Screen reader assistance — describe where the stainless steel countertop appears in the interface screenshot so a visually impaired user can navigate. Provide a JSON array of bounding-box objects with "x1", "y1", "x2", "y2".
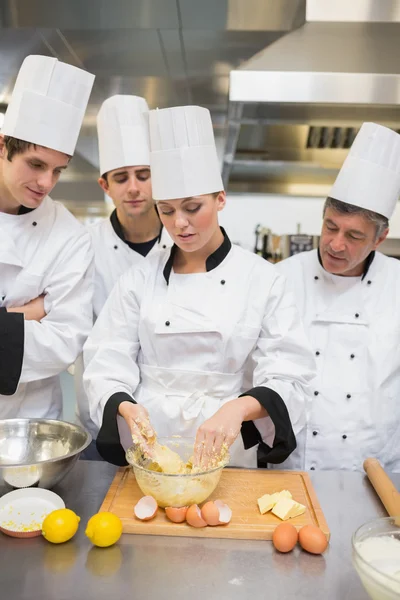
[{"x1": 0, "y1": 461, "x2": 398, "y2": 600}]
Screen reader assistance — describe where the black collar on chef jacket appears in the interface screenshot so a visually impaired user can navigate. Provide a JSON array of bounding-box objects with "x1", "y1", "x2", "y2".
[
  {"x1": 163, "y1": 226, "x2": 232, "y2": 284},
  {"x1": 317, "y1": 248, "x2": 375, "y2": 281},
  {"x1": 17, "y1": 205, "x2": 35, "y2": 215},
  {"x1": 110, "y1": 208, "x2": 163, "y2": 256}
]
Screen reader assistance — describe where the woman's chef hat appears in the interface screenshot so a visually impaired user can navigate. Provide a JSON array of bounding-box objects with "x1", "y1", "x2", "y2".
[
  {"x1": 97, "y1": 95, "x2": 150, "y2": 176},
  {"x1": 1, "y1": 55, "x2": 94, "y2": 156},
  {"x1": 330, "y1": 123, "x2": 400, "y2": 219},
  {"x1": 149, "y1": 105, "x2": 223, "y2": 200}
]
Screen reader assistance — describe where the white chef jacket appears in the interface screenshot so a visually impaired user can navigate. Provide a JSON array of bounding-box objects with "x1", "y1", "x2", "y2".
[
  {"x1": 0, "y1": 196, "x2": 94, "y2": 418},
  {"x1": 89, "y1": 213, "x2": 172, "y2": 318},
  {"x1": 83, "y1": 232, "x2": 316, "y2": 467},
  {"x1": 74, "y1": 212, "x2": 172, "y2": 437},
  {"x1": 276, "y1": 248, "x2": 400, "y2": 473}
]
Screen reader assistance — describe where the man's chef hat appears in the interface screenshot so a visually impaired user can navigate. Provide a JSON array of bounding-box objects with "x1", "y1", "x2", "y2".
[
  {"x1": 2, "y1": 55, "x2": 94, "y2": 156},
  {"x1": 97, "y1": 95, "x2": 150, "y2": 176},
  {"x1": 330, "y1": 122, "x2": 400, "y2": 219},
  {"x1": 149, "y1": 105, "x2": 223, "y2": 200}
]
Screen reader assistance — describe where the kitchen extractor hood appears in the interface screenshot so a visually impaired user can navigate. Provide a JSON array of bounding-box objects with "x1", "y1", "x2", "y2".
[{"x1": 224, "y1": 1, "x2": 400, "y2": 196}]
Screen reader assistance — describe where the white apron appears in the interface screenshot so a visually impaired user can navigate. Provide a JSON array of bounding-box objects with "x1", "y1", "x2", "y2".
[
  {"x1": 0, "y1": 197, "x2": 93, "y2": 418},
  {"x1": 276, "y1": 249, "x2": 400, "y2": 472},
  {"x1": 75, "y1": 216, "x2": 172, "y2": 436},
  {"x1": 84, "y1": 244, "x2": 315, "y2": 468}
]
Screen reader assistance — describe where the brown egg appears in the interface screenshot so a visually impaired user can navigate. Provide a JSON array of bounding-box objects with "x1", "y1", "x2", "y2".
[
  {"x1": 272, "y1": 522, "x2": 298, "y2": 553},
  {"x1": 186, "y1": 504, "x2": 207, "y2": 528},
  {"x1": 134, "y1": 496, "x2": 158, "y2": 521},
  {"x1": 201, "y1": 502, "x2": 220, "y2": 526},
  {"x1": 165, "y1": 506, "x2": 188, "y2": 523},
  {"x1": 298, "y1": 525, "x2": 328, "y2": 555}
]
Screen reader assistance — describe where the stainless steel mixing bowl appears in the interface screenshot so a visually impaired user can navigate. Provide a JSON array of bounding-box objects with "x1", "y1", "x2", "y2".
[{"x1": 0, "y1": 419, "x2": 91, "y2": 495}]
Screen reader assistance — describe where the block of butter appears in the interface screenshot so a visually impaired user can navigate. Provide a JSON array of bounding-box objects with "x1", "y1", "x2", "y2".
[
  {"x1": 272, "y1": 497, "x2": 306, "y2": 521},
  {"x1": 257, "y1": 490, "x2": 292, "y2": 514}
]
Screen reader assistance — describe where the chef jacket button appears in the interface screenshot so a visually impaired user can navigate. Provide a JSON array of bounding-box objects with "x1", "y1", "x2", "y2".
[
  {"x1": 342, "y1": 434, "x2": 347, "y2": 440},
  {"x1": 346, "y1": 394, "x2": 351, "y2": 399},
  {"x1": 1, "y1": 296, "x2": 5, "y2": 301},
  {"x1": 312, "y1": 430, "x2": 318, "y2": 436},
  {"x1": 315, "y1": 351, "x2": 320, "y2": 356},
  {"x1": 314, "y1": 276, "x2": 319, "y2": 280},
  {"x1": 32, "y1": 221, "x2": 37, "y2": 226},
  {"x1": 310, "y1": 466, "x2": 315, "y2": 470},
  {"x1": 350, "y1": 354, "x2": 355, "y2": 359},
  {"x1": 367, "y1": 280, "x2": 372, "y2": 285},
  {"x1": 314, "y1": 391, "x2": 319, "y2": 396},
  {"x1": 114, "y1": 245, "x2": 118, "y2": 250},
  {"x1": 355, "y1": 313, "x2": 360, "y2": 318},
  {"x1": 220, "y1": 280, "x2": 226, "y2": 285},
  {"x1": 162, "y1": 245, "x2": 166, "y2": 249},
  {"x1": 165, "y1": 321, "x2": 170, "y2": 326}
]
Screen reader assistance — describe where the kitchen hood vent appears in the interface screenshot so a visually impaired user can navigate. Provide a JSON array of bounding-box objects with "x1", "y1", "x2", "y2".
[
  {"x1": 306, "y1": 127, "x2": 358, "y2": 150},
  {"x1": 223, "y1": 1, "x2": 400, "y2": 196},
  {"x1": 306, "y1": 126, "x2": 400, "y2": 150}
]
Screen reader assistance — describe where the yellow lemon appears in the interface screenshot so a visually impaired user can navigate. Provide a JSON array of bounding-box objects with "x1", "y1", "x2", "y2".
[
  {"x1": 85, "y1": 512, "x2": 123, "y2": 548},
  {"x1": 42, "y1": 509, "x2": 80, "y2": 544}
]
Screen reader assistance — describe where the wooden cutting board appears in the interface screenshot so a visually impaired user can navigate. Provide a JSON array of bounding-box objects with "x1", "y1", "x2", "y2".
[{"x1": 99, "y1": 468, "x2": 330, "y2": 541}]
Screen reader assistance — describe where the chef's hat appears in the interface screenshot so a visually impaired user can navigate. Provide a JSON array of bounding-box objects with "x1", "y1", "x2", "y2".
[
  {"x1": 149, "y1": 105, "x2": 223, "y2": 200},
  {"x1": 330, "y1": 123, "x2": 400, "y2": 219},
  {"x1": 2, "y1": 55, "x2": 94, "y2": 156},
  {"x1": 97, "y1": 95, "x2": 150, "y2": 176}
]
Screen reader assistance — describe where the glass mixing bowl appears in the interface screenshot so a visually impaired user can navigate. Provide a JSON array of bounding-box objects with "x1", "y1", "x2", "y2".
[
  {"x1": 125, "y1": 437, "x2": 229, "y2": 508},
  {"x1": 352, "y1": 516, "x2": 400, "y2": 600}
]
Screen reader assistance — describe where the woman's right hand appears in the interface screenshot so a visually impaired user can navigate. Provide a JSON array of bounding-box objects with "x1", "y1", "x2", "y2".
[{"x1": 118, "y1": 401, "x2": 156, "y2": 457}]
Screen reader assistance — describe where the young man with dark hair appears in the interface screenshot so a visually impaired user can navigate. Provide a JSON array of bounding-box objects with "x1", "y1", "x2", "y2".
[
  {"x1": 0, "y1": 55, "x2": 95, "y2": 419},
  {"x1": 75, "y1": 95, "x2": 171, "y2": 454}
]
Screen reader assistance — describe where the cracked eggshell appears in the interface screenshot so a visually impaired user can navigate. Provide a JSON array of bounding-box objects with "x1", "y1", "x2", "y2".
[
  {"x1": 186, "y1": 504, "x2": 207, "y2": 528},
  {"x1": 201, "y1": 501, "x2": 220, "y2": 526},
  {"x1": 214, "y1": 499, "x2": 232, "y2": 524},
  {"x1": 165, "y1": 506, "x2": 188, "y2": 523},
  {"x1": 134, "y1": 496, "x2": 158, "y2": 521}
]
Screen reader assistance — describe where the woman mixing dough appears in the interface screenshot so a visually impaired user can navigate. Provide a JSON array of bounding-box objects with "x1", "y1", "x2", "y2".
[{"x1": 83, "y1": 105, "x2": 316, "y2": 469}]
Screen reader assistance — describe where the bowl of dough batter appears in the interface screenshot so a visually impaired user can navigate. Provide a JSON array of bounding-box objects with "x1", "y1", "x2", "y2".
[
  {"x1": 126, "y1": 437, "x2": 229, "y2": 508},
  {"x1": 352, "y1": 516, "x2": 400, "y2": 600}
]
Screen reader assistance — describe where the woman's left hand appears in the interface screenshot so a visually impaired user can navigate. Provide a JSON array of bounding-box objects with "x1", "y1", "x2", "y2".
[{"x1": 193, "y1": 399, "x2": 245, "y2": 470}]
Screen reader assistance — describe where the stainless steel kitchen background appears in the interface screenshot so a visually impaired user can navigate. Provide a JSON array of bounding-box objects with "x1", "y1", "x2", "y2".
[{"x1": 1, "y1": 0, "x2": 400, "y2": 255}]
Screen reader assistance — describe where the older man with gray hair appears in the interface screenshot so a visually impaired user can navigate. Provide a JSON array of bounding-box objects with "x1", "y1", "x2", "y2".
[{"x1": 276, "y1": 122, "x2": 400, "y2": 473}]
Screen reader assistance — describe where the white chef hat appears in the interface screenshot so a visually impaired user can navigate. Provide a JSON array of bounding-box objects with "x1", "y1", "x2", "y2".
[
  {"x1": 149, "y1": 105, "x2": 223, "y2": 200},
  {"x1": 2, "y1": 55, "x2": 94, "y2": 156},
  {"x1": 330, "y1": 122, "x2": 400, "y2": 219},
  {"x1": 97, "y1": 95, "x2": 150, "y2": 176}
]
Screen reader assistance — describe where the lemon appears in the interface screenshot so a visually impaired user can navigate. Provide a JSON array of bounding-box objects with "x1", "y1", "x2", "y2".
[
  {"x1": 42, "y1": 509, "x2": 80, "y2": 544},
  {"x1": 85, "y1": 512, "x2": 123, "y2": 548}
]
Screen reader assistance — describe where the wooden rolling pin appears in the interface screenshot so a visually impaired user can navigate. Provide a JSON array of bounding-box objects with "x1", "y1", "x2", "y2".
[{"x1": 363, "y1": 458, "x2": 400, "y2": 520}]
